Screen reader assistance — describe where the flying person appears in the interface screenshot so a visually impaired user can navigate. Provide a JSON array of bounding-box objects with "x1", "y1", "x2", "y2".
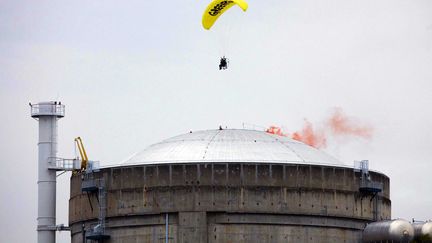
[
  {"x1": 219, "y1": 56, "x2": 228, "y2": 70},
  {"x1": 202, "y1": 0, "x2": 248, "y2": 70}
]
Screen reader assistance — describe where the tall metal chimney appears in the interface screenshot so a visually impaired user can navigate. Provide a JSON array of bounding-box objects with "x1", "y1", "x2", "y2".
[{"x1": 30, "y1": 101, "x2": 65, "y2": 243}]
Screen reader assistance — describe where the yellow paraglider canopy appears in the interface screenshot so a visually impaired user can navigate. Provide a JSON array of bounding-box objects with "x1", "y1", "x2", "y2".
[{"x1": 202, "y1": 0, "x2": 248, "y2": 30}]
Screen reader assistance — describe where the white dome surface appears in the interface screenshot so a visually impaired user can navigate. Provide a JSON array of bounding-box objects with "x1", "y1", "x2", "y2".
[{"x1": 123, "y1": 129, "x2": 343, "y2": 165}]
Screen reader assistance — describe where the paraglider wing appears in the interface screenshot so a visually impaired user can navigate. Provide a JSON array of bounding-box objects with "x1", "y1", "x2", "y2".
[{"x1": 202, "y1": 0, "x2": 248, "y2": 30}]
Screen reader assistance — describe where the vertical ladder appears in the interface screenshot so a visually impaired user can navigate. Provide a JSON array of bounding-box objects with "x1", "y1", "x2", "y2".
[
  {"x1": 83, "y1": 174, "x2": 110, "y2": 242},
  {"x1": 97, "y1": 178, "x2": 107, "y2": 236},
  {"x1": 355, "y1": 160, "x2": 383, "y2": 221}
]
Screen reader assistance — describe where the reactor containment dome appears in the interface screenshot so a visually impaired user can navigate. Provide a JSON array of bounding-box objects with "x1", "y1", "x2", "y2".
[
  {"x1": 69, "y1": 129, "x2": 391, "y2": 243},
  {"x1": 123, "y1": 129, "x2": 341, "y2": 165}
]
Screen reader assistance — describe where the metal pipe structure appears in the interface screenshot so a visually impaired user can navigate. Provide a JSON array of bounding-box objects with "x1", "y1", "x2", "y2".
[
  {"x1": 165, "y1": 213, "x2": 169, "y2": 243},
  {"x1": 413, "y1": 222, "x2": 432, "y2": 239},
  {"x1": 363, "y1": 219, "x2": 414, "y2": 243},
  {"x1": 31, "y1": 101, "x2": 65, "y2": 243}
]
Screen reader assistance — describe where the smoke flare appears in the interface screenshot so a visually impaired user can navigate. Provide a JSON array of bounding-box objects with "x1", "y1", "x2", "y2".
[
  {"x1": 291, "y1": 120, "x2": 327, "y2": 148},
  {"x1": 266, "y1": 126, "x2": 286, "y2": 136},
  {"x1": 327, "y1": 108, "x2": 373, "y2": 139},
  {"x1": 265, "y1": 108, "x2": 373, "y2": 149}
]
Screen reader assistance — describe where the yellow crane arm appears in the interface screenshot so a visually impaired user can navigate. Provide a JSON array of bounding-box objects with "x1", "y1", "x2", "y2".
[{"x1": 74, "y1": 137, "x2": 88, "y2": 170}]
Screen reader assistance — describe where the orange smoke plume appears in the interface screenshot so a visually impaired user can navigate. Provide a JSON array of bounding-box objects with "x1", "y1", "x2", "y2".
[
  {"x1": 266, "y1": 123, "x2": 327, "y2": 148},
  {"x1": 266, "y1": 126, "x2": 286, "y2": 136},
  {"x1": 265, "y1": 108, "x2": 373, "y2": 149},
  {"x1": 327, "y1": 108, "x2": 373, "y2": 139},
  {"x1": 291, "y1": 120, "x2": 327, "y2": 148}
]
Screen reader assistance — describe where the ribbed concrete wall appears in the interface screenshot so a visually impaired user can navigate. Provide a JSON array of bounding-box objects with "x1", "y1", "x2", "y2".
[{"x1": 69, "y1": 163, "x2": 391, "y2": 243}]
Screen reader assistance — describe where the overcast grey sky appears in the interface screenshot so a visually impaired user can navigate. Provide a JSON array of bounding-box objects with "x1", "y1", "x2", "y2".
[{"x1": 1, "y1": 0, "x2": 431, "y2": 242}]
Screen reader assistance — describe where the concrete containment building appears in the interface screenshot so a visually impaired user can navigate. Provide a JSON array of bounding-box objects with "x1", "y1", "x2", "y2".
[{"x1": 69, "y1": 129, "x2": 391, "y2": 243}]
